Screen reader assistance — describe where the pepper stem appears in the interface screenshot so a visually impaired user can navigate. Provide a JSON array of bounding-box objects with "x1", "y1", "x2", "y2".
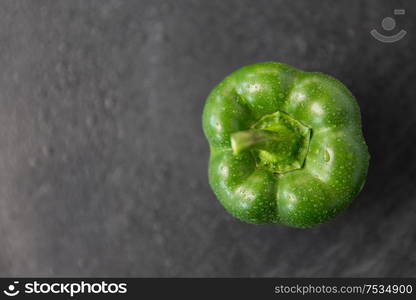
[{"x1": 231, "y1": 129, "x2": 286, "y2": 155}]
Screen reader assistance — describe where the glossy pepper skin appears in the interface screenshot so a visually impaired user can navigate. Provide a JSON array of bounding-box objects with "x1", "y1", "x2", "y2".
[{"x1": 202, "y1": 62, "x2": 369, "y2": 228}]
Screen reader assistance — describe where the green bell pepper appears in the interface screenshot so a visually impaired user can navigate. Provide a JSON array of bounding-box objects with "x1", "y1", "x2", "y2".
[{"x1": 202, "y1": 62, "x2": 369, "y2": 228}]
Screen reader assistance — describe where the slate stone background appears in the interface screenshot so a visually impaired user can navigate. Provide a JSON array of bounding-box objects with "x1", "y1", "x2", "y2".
[{"x1": 0, "y1": 0, "x2": 415, "y2": 277}]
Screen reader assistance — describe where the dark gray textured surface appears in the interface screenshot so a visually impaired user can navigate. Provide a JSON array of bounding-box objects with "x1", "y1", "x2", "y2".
[{"x1": 0, "y1": 0, "x2": 415, "y2": 277}]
